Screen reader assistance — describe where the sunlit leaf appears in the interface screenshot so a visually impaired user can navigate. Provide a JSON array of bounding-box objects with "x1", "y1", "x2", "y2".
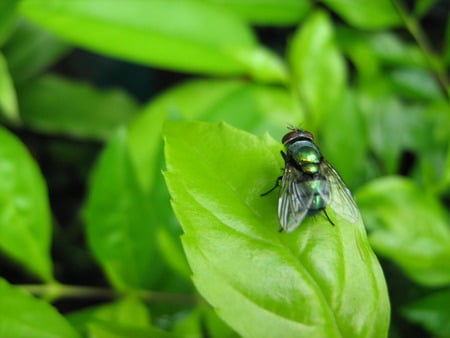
[
  {"x1": 164, "y1": 121, "x2": 390, "y2": 338},
  {"x1": 20, "y1": 0, "x2": 286, "y2": 82},
  {"x1": 200, "y1": 0, "x2": 310, "y2": 25}
]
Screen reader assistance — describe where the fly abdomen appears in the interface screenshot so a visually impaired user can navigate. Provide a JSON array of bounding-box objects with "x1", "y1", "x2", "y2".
[{"x1": 300, "y1": 176, "x2": 331, "y2": 215}]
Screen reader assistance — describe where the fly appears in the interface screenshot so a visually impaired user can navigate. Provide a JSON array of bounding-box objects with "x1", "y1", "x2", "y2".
[{"x1": 262, "y1": 127, "x2": 359, "y2": 232}]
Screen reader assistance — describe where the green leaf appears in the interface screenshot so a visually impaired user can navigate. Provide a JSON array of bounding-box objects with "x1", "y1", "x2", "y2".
[
  {"x1": 0, "y1": 126, "x2": 53, "y2": 281},
  {"x1": 129, "y1": 78, "x2": 303, "y2": 190},
  {"x1": 68, "y1": 296, "x2": 151, "y2": 335},
  {"x1": 288, "y1": 11, "x2": 346, "y2": 128},
  {"x1": 0, "y1": 52, "x2": 19, "y2": 123},
  {"x1": 356, "y1": 176, "x2": 450, "y2": 287},
  {"x1": 387, "y1": 68, "x2": 443, "y2": 100},
  {"x1": 320, "y1": 90, "x2": 368, "y2": 188},
  {"x1": 173, "y1": 305, "x2": 238, "y2": 338},
  {"x1": 19, "y1": 0, "x2": 286, "y2": 81},
  {"x1": 200, "y1": 0, "x2": 310, "y2": 25},
  {"x1": 19, "y1": 74, "x2": 138, "y2": 140},
  {"x1": 84, "y1": 129, "x2": 161, "y2": 290},
  {"x1": 319, "y1": 0, "x2": 401, "y2": 29},
  {"x1": 0, "y1": 278, "x2": 80, "y2": 338},
  {"x1": 0, "y1": 0, "x2": 19, "y2": 46},
  {"x1": 3, "y1": 19, "x2": 70, "y2": 84},
  {"x1": 164, "y1": 121, "x2": 390, "y2": 338},
  {"x1": 402, "y1": 289, "x2": 450, "y2": 337},
  {"x1": 88, "y1": 321, "x2": 173, "y2": 338}
]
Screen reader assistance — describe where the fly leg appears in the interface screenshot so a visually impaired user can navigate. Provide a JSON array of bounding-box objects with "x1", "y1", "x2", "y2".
[
  {"x1": 323, "y1": 208, "x2": 335, "y2": 226},
  {"x1": 260, "y1": 176, "x2": 282, "y2": 196},
  {"x1": 261, "y1": 150, "x2": 286, "y2": 197}
]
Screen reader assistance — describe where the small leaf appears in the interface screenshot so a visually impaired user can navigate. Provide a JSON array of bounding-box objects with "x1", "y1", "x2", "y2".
[
  {"x1": 19, "y1": 74, "x2": 138, "y2": 140},
  {"x1": 0, "y1": 52, "x2": 19, "y2": 123},
  {"x1": 84, "y1": 129, "x2": 160, "y2": 290},
  {"x1": 0, "y1": 278, "x2": 79, "y2": 338},
  {"x1": 356, "y1": 176, "x2": 450, "y2": 286},
  {"x1": 20, "y1": 0, "x2": 265, "y2": 77},
  {"x1": 0, "y1": 126, "x2": 53, "y2": 281},
  {"x1": 164, "y1": 121, "x2": 390, "y2": 338},
  {"x1": 402, "y1": 289, "x2": 450, "y2": 337},
  {"x1": 3, "y1": 18, "x2": 70, "y2": 84},
  {"x1": 319, "y1": 0, "x2": 401, "y2": 29},
  {"x1": 288, "y1": 11, "x2": 346, "y2": 128},
  {"x1": 201, "y1": 0, "x2": 310, "y2": 25}
]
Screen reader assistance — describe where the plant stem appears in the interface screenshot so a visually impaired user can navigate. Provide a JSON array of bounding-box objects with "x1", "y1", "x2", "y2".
[
  {"x1": 391, "y1": 0, "x2": 449, "y2": 100},
  {"x1": 18, "y1": 283, "x2": 198, "y2": 304}
]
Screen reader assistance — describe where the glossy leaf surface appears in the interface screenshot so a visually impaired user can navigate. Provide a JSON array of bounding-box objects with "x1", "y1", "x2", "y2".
[{"x1": 164, "y1": 121, "x2": 390, "y2": 338}]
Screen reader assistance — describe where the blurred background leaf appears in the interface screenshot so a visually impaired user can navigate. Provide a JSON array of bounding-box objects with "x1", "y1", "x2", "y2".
[{"x1": 0, "y1": 126, "x2": 53, "y2": 282}]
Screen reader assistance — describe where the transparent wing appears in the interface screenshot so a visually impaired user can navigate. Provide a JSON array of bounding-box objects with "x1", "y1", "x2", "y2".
[
  {"x1": 278, "y1": 166, "x2": 314, "y2": 232},
  {"x1": 320, "y1": 160, "x2": 359, "y2": 223}
]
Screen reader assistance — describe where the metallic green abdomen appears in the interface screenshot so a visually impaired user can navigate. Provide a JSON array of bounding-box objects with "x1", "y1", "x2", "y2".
[{"x1": 299, "y1": 177, "x2": 331, "y2": 215}]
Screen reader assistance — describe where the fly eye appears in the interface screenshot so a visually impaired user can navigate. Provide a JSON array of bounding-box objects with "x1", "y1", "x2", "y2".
[
  {"x1": 304, "y1": 131, "x2": 314, "y2": 140},
  {"x1": 282, "y1": 128, "x2": 314, "y2": 144},
  {"x1": 282, "y1": 131, "x2": 299, "y2": 144}
]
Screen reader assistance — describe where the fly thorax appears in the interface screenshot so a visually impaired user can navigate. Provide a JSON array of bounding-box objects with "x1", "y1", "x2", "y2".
[{"x1": 287, "y1": 140, "x2": 321, "y2": 174}]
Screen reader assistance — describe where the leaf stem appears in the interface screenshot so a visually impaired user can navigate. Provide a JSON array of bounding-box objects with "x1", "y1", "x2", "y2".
[
  {"x1": 391, "y1": 0, "x2": 449, "y2": 100},
  {"x1": 18, "y1": 283, "x2": 198, "y2": 304}
]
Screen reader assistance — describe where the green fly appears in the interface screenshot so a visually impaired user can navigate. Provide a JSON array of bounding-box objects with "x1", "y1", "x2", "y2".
[{"x1": 262, "y1": 127, "x2": 359, "y2": 232}]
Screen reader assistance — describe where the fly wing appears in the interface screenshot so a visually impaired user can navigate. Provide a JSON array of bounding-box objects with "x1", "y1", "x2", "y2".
[
  {"x1": 320, "y1": 160, "x2": 359, "y2": 223},
  {"x1": 278, "y1": 166, "x2": 314, "y2": 232}
]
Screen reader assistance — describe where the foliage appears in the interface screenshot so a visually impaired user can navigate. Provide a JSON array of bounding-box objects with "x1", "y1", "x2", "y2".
[{"x1": 0, "y1": 0, "x2": 448, "y2": 337}]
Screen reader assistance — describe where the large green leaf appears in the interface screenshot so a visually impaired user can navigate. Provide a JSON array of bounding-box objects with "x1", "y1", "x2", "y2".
[
  {"x1": 200, "y1": 0, "x2": 310, "y2": 25},
  {"x1": 0, "y1": 126, "x2": 53, "y2": 281},
  {"x1": 84, "y1": 129, "x2": 160, "y2": 290},
  {"x1": 164, "y1": 121, "x2": 390, "y2": 338},
  {"x1": 319, "y1": 0, "x2": 401, "y2": 29},
  {"x1": 288, "y1": 11, "x2": 346, "y2": 128},
  {"x1": 0, "y1": 278, "x2": 79, "y2": 338},
  {"x1": 356, "y1": 176, "x2": 450, "y2": 286},
  {"x1": 0, "y1": 52, "x2": 19, "y2": 123},
  {"x1": 19, "y1": 74, "x2": 138, "y2": 140},
  {"x1": 19, "y1": 0, "x2": 286, "y2": 81},
  {"x1": 3, "y1": 19, "x2": 70, "y2": 84}
]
